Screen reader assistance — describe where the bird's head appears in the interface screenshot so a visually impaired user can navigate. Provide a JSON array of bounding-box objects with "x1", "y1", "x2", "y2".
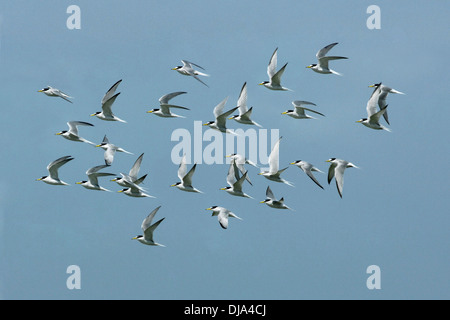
[
  {"x1": 369, "y1": 82, "x2": 382, "y2": 88},
  {"x1": 38, "y1": 87, "x2": 50, "y2": 92},
  {"x1": 290, "y1": 160, "x2": 301, "y2": 165},
  {"x1": 206, "y1": 206, "x2": 218, "y2": 211},
  {"x1": 281, "y1": 110, "x2": 293, "y2": 115},
  {"x1": 228, "y1": 115, "x2": 238, "y2": 120},
  {"x1": 260, "y1": 199, "x2": 270, "y2": 204},
  {"x1": 76, "y1": 181, "x2": 87, "y2": 185},
  {"x1": 220, "y1": 187, "x2": 231, "y2": 191},
  {"x1": 118, "y1": 189, "x2": 128, "y2": 193},
  {"x1": 147, "y1": 109, "x2": 159, "y2": 113},
  {"x1": 171, "y1": 66, "x2": 182, "y2": 70},
  {"x1": 306, "y1": 64, "x2": 316, "y2": 68},
  {"x1": 132, "y1": 235, "x2": 143, "y2": 240},
  {"x1": 326, "y1": 158, "x2": 336, "y2": 163},
  {"x1": 356, "y1": 118, "x2": 367, "y2": 123},
  {"x1": 111, "y1": 177, "x2": 120, "y2": 182},
  {"x1": 258, "y1": 81, "x2": 269, "y2": 86},
  {"x1": 203, "y1": 121, "x2": 214, "y2": 126},
  {"x1": 55, "y1": 131, "x2": 67, "y2": 135},
  {"x1": 36, "y1": 176, "x2": 47, "y2": 181},
  {"x1": 170, "y1": 182, "x2": 181, "y2": 187},
  {"x1": 90, "y1": 112, "x2": 101, "y2": 117}
]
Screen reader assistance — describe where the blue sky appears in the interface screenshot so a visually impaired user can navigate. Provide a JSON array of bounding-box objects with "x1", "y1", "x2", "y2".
[{"x1": 0, "y1": 1, "x2": 449, "y2": 300}]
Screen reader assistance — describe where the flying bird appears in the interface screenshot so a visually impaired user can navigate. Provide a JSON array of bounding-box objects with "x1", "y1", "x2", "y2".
[
  {"x1": 258, "y1": 137, "x2": 294, "y2": 187},
  {"x1": 95, "y1": 135, "x2": 133, "y2": 166},
  {"x1": 172, "y1": 60, "x2": 209, "y2": 87},
  {"x1": 118, "y1": 186, "x2": 155, "y2": 198},
  {"x1": 229, "y1": 82, "x2": 262, "y2": 127},
  {"x1": 38, "y1": 86, "x2": 73, "y2": 103},
  {"x1": 368, "y1": 82, "x2": 405, "y2": 124},
  {"x1": 220, "y1": 160, "x2": 253, "y2": 198},
  {"x1": 147, "y1": 91, "x2": 190, "y2": 118},
  {"x1": 225, "y1": 153, "x2": 258, "y2": 185},
  {"x1": 90, "y1": 79, "x2": 126, "y2": 122},
  {"x1": 132, "y1": 206, "x2": 165, "y2": 246},
  {"x1": 206, "y1": 206, "x2": 242, "y2": 229},
  {"x1": 356, "y1": 104, "x2": 391, "y2": 131},
  {"x1": 171, "y1": 154, "x2": 202, "y2": 193},
  {"x1": 203, "y1": 97, "x2": 239, "y2": 134},
  {"x1": 326, "y1": 158, "x2": 358, "y2": 198},
  {"x1": 290, "y1": 160, "x2": 324, "y2": 189},
  {"x1": 282, "y1": 101, "x2": 325, "y2": 119},
  {"x1": 36, "y1": 155, "x2": 74, "y2": 186},
  {"x1": 111, "y1": 153, "x2": 147, "y2": 192},
  {"x1": 306, "y1": 42, "x2": 348, "y2": 76},
  {"x1": 76, "y1": 165, "x2": 115, "y2": 192},
  {"x1": 55, "y1": 121, "x2": 96, "y2": 145},
  {"x1": 259, "y1": 48, "x2": 291, "y2": 91},
  {"x1": 260, "y1": 186, "x2": 292, "y2": 210}
]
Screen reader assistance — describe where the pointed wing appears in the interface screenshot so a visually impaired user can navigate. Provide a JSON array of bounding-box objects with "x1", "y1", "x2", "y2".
[
  {"x1": 369, "y1": 105, "x2": 388, "y2": 125},
  {"x1": 217, "y1": 209, "x2": 230, "y2": 229},
  {"x1": 129, "y1": 153, "x2": 144, "y2": 180},
  {"x1": 159, "y1": 91, "x2": 187, "y2": 105},
  {"x1": 101, "y1": 92, "x2": 121, "y2": 117},
  {"x1": 327, "y1": 162, "x2": 337, "y2": 184},
  {"x1": 266, "y1": 186, "x2": 276, "y2": 200},
  {"x1": 239, "y1": 107, "x2": 253, "y2": 121},
  {"x1": 182, "y1": 164, "x2": 197, "y2": 187},
  {"x1": 104, "y1": 147, "x2": 116, "y2": 166},
  {"x1": 213, "y1": 97, "x2": 229, "y2": 119},
  {"x1": 268, "y1": 137, "x2": 281, "y2": 174},
  {"x1": 271, "y1": 62, "x2": 288, "y2": 87},
  {"x1": 267, "y1": 48, "x2": 278, "y2": 79},
  {"x1": 177, "y1": 154, "x2": 187, "y2": 181},
  {"x1": 304, "y1": 169, "x2": 324, "y2": 189},
  {"x1": 102, "y1": 80, "x2": 122, "y2": 105},
  {"x1": 142, "y1": 206, "x2": 163, "y2": 241},
  {"x1": 334, "y1": 163, "x2": 346, "y2": 198},
  {"x1": 237, "y1": 82, "x2": 248, "y2": 115},
  {"x1": 47, "y1": 156, "x2": 73, "y2": 180},
  {"x1": 216, "y1": 107, "x2": 238, "y2": 129},
  {"x1": 226, "y1": 160, "x2": 240, "y2": 187},
  {"x1": 233, "y1": 171, "x2": 248, "y2": 192},
  {"x1": 302, "y1": 107, "x2": 325, "y2": 117},
  {"x1": 182, "y1": 60, "x2": 205, "y2": 71},
  {"x1": 67, "y1": 121, "x2": 94, "y2": 135},
  {"x1": 192, "y1": 75, "x2": 209, "y2": 87},
  {"x1": 316, "y1": 42, "x2": 338, "y2": 59}
]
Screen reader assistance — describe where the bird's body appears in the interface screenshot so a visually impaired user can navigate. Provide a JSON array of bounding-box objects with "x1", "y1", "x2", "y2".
[
  {"x1": 96, "y1": 135, "x2": 133, "y2": 166},
  {"x1": 76, "y1": 165, "x2": 115, "y2": 192},
  {"x1": 368, "y1": 82, "x2": 405, "y2": 124},
  {"x1": 147, "y1": 91, "x2": 190, "y2": 118},
  {"x1": 221, "y1": 160, "x2": 252, "y2": 198},
  {"x1": 307, "y1": 42, "x2": 348, "y2": 76},
  {"x1": 206, "y1": 206, "x2": 242, "y2": 229},
  {"x1": 91, "y1": 80, "x2": 126, "y2": 123},
  {"x1": 172, "y1": 60, "x2": 209, "y2": 87},
  {"x1": 290, "y1": 160, "x2": 324, "y2": 189},
  {"x1": 326, "y1": 158, "x2": 358, "y2": 198},
  {"x1": 37, "y1": 155, "x2": 74, "y2": 186},
  {"x1": 111, "y1": 153, "x2": 147, "y2": 192},
  {"x1": 203, "y1": 97, "x2": 238, "y2": 134},
  {"x1": 259, "y1": 48, "x2": 291, "y2": 91},
  {"x1": 225, "y1": 153, "x2": 257, "y2": 185},
  {"x1": 260, "y1": 186, "x2": 292, "y2": 210},
  {"x1": 258, "y1": 137, "x2": 294, "y2": 187},
  {"x1": 229, "y1": 82, "x2": 262, "y2": 127},
  {"x1": 118, "y1": 187, "x2": 155, "y2": 198},
  {"x1": 171, "y1": 154, "x2": 202, "y2": 193},
  {"x1": 38, "y1": 86, "x2": 73, "y2": 103},
  {"x1": 56, "y1": 121, "x2": 95, "y2": 145},
  {"x1": 282, "y1": 100, "x2": 325, "y2": 119},
  {"x1": 132, "y1": 206, "x2": 165, "y2": 246}
]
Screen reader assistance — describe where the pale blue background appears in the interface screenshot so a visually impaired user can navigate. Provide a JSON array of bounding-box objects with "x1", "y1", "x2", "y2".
[{"x1": 0, "y1": 0, "x2": 449, "y2": 300}]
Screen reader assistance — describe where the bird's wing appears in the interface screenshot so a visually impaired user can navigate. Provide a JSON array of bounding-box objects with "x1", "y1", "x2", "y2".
[
  {"x1": 177, "y1": 154, "x2": 187, "y2": 181},
  {"x1": 217, "y1": 209, "x2": 229, "y2": 229},
  {"x1": 129, "y1": 153, "x2": 144, "y2": 180},
  {"x1": 141, "y1": 206, "x2": 161, "y2": 233},
  {"x1": 239, "y1": 107, "x2": 253, "y2": 121},
  {"x1": 216, "y1": 107, "x2": 238, "y2": 128},
  {"x1": 102, "y1": 80, "x2": 122, "y2": 105},
  {"x1": 266, "y1": 185, "x2": 276, "y2": 200},
  {"x1": 327, "y1": 162, "x2": 337, "y2": 184},
  {"x1": 302, "y1": 107, "x2": 325, "y2": 117},
  {"x1": 334, "y1": 163, "x2": 346, "y2": 198},
  {"x1": 292, "y1": 100, "x2": 316, "y2": 107},
  {"x1": 233, "y1": 171, "x2": 248, "y2": 192},
  {"x1": 304, "y1": 169, "x2": 324, "y2": 189},
  {"x1": 237, "y1": 82, "x2": 248, "y2": 115},
  {"x1": 369, "y1": 105, "x2": 388, "y2": 125},
  {"x1": 268, "y1": 137, "x2": 281, "y2": 174},
  {"x1": 213, "y1": 97, "x2": 229, "y2": 119},
  {"x1": 192, "y1": 75, "x2": 209, "y2": 87},
  {"x1": 67, "y1": 121, "x2": 94, "y2": 135},
  {"x1": 316, "y1": 42, "x2": 339, "y2": 59},
  {"x1": 159, "y1": 91, "x2": 187, "y2": 105},
  {"x1": 144, "y1": 217, "x2": 165, "y2": 242},
  {"x1": 271, "y1": 62, "x2": 288, "y2": 86},
  {"x1": 101, "y1": 92, "x2": 121, "y2": 117},
  {"x1": 267, "y1": 48, "x2": 278, "y2": 78},
  {"x1": 47, "y1": 156, "x2": 73, "y2": 180},
  {"x1": 162, "y1": 104, "x2": 190, "y2": 110},
  {"x1": 226, "y1": 160, "x2": 240, "y2": 187},
  {"x1": 182, "y1": 60, "x2": 205, "y2": 70},
  {"x1": 104, "y1": 147, "x2": 116, "y2": 166},
  {"x1": 182, "y1": 164, "x2": 197, "y2": 187}
]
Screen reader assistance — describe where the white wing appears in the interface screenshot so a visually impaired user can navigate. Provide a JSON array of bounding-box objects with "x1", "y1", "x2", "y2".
[
  {"x1": 213, "y1": 97, "x2": 229, "y2": 120},
  {"x1": 101, "y1": 92, "x2": 121, "y2": 117},
  {"x1": 47, "y1": 156, "x2": 73, "y2": 180},
  {"x1": 129, "y1": 153, "x2": 144, "y2": 180},
  {"x1": 237, "y1": 82, "x2": 248, "y2": 115},
  {"x1": 265, "y1": 185, "x2": 276, "y2": 200},
  {"x1": 268, "y1": 137, "x2": 281, "y2": 174},
  {"x1": 267, "y1": 48, "x2": 278, "y2": 79},
  {"x1": 67, "y1": 121, "x2": 94, "y2": 135},
  {"x1": 102, "y1": 80, "x2": 122, "y2": 105},
  {"x1": 159, "y1": 91, "x2": 187, "y2": 105},
  {"x1": 177, "y1": 154, "x2": 187, "y2": 181}
]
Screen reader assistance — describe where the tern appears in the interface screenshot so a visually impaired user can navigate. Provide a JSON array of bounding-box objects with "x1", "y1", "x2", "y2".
[
  {"x1": 259, "y1": 48, "x2": 291, "y2": 91},
  {"x1": 282, "y1": 101, "x2": 325, "y2": 119},
  {"x1": 36, "y1": 155, "x2": 74, "y2": 186},
  {"x1": 172, "y1": 60, "x2": 209, "y2": 87},
  {"x1": 90, "y1": 79, "x2": 126, "y2": 122},
  {"x1": 258, "y1": 137, "x2": 294, "y2": 187},
  {"x1": 225, "y1": 153, "x2": 258, "y2": 185},
  {"x1": 111, "y1": 153, "x2": 148, "y2": 191},
  {"x1": 147, "y1": 91, "x2": 190, "y2": 118},
  {"x1": 368, "y1": 82, "x2": 405, "y2": 124},
  {"x1": 76, "y1": 165, "x2": 115, "y2": 192},
  {"x1": 171, "y1": 154, "x2": 202, "y2": 193},
  {"x1": 132, "y1": 206, "x2": 165, "y2": 246},
  {"x1": 229, "y1": 82, "x2": 262, "y2": 127},
  {"x1": 118, "y1": 186, "x2": 155, "y2": 198},
  {"x1": 220, "y1": 160, "x2": 253, "y2": 198},
  {"x1": 260, "y1": 186, "x2": 292, "y2": 210},
  {"x1": 95, "y1": 135, "x2": 133, "y2": 166},
  {"x1": 38, "y1": 86, "x2": 73, "y2": 103},
  {"x1": 356, "y1": 104, "x2": 391, "y2": 131},
  {"x1": 306, "y1": 42, "x2": 348, "y2": 76},
  {"x1": 203, "y1": 97, "x2": 238, "y2": 134},
  {"x1": 290, "y1": 160, "x2": 324, "y2": 189},
  {"x1": 206, "y1": 206, "x2": 242, "y2": 229},
  {"x1": 326, "y1": 158, "x2": 358, "y2": 198},
  {"x1": 55, "y1": 121, "x2": 96, "y2": 145}
]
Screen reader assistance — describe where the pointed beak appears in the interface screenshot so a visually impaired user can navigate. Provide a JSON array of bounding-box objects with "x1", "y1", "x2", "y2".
[
  {"x1": 356, "y1": 120, "x2": 362, "y2": 123},
  {"x1": 281, "y1": 112, "x2": 287, "y2": 115},
  {"x1": 306, "y1": 66, "x2": 312, "y2": 68},
  {"x1": 259, "y1": 201, "x2": 266, "y2": 204},
  {"x1": 147, "y1": 110, "x2": 153, "y2": 113},
  {"x1": 131, "y1": 236, "x2": 138, "y2": 240},
  {"x1": 55, "y1": 132, "x2": 61, "y2": 135},
  {"x1": 38, "y1": 90, "x2": 43, "y2": 92},
  {"x1": 202, "y1": 123, "x2": 209, "y2": 126},
  {"x1": 75, "y1": 182, "x2": 82, "y2": 185},
  {"x1": 95, "y1": 144, "x2": 101, "y2": 147}
]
